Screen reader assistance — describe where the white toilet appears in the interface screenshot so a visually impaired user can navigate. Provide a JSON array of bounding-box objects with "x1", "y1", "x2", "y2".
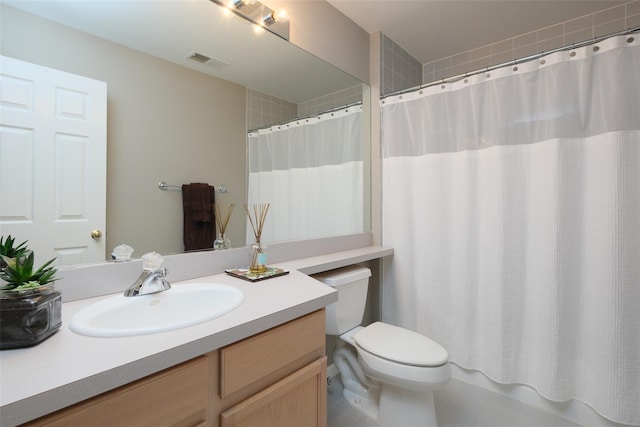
[{"x1": 314, "y1": 265, "x2": 451, "y2": 427}]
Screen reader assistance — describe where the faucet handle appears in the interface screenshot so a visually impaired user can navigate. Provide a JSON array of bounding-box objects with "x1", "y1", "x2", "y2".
[{"x1": 141, "y1": 252, "x2": 164, "y2": 271}]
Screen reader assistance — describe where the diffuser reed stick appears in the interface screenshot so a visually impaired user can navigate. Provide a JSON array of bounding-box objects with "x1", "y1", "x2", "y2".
[
  {"x1": 213, "y1": 203, "x2": 234, "y2": 235},
  {"x1": 244, "y1": 203, "x2": 270, "y2": 241}
]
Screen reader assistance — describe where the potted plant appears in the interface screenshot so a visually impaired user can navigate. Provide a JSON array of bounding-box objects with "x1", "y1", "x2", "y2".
[
  {"x1": 1, "y1": 252, "x2": 58, "y2": 291},
  {"x1": 0, "y1": 235, "x2": 30, "y2": 271},
  {"x1": 0, "y1": 239, "x2": 62, "y2": 350}
]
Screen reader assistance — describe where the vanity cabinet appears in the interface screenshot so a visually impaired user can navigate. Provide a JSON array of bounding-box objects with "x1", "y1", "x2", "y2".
[
  {"x1": 214, "y1": 309, "x2": 327, "y2": 427},
  {"x1": 24, "y1": 309, "x2": 327, "y2": 427}
]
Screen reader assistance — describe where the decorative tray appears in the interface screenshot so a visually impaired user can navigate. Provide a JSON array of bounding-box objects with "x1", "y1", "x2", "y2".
[{"x1": 225, "y1": 267, "x2": 289, "y2": 282}]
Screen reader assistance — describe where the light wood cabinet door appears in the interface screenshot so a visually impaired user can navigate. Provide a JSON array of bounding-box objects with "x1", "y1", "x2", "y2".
[
  {"x1": 220, "y1": 356, "x2": 327, "y2": 427},
  {"x1": 25, "y1": 356, "x2": 209, "y2": 427},
  {"x1": 220, "y1": 309, "x2": 325, "y2": 401}
]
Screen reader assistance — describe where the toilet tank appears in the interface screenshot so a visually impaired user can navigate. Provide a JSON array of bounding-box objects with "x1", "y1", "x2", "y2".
[{"x1": 313, "y1": 265, "x2": 371, "y2": 335}]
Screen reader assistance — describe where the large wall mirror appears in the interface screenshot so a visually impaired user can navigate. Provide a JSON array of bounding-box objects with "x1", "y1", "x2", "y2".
[{"x1": 0, "y1": 0, "x2": 368, "y2": 267}]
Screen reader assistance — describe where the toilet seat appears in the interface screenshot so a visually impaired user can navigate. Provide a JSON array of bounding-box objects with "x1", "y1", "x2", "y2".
[
  {"x1": 352, "y1": 322, "x2": 451, "y2": 391},
  {"x1": 354, "y1": 322, "x2": 448, "y2": 367}
]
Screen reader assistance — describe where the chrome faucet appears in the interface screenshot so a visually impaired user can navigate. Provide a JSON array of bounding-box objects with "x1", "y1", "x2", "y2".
[
  {"x1": 124, "y1": 267, "x2": 171, "y2": 297},
  {"x1": 124, "y1": 252, "x2": 171, "y2": 297}
]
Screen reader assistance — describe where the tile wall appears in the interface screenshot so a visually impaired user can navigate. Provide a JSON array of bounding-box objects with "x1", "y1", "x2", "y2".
[
  {"x1": 247, "y1": 85, "x2": 364, "y2": 131},
  {"x1": 298, "y1": 85, "x2": 364, "y2": 117},
  {"x1": 379, "y1": 1, "x2": 640, "y2": 96},
  {"x1": 380, "y1": 33, "x2": 423, "y2": 96},
  {"x1": 422, "y1": 0, "x2": 640, "y2": 84},
  {"x1": 247, "y1": 89, "x2": 297, "y2": 131}
]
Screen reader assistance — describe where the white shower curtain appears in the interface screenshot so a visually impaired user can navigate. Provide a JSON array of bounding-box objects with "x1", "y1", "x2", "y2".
[
  {"x1": 247, "y1": 105, "x2": 363, "y2": 243},
  {"x1": 381, "y1": 34, "x2": 640, "y2": 425}
]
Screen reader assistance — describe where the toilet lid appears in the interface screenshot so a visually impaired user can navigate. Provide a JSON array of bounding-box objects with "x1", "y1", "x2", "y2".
[{"x1": 354, "y1": 322, "x2": 448, "y2": 367}]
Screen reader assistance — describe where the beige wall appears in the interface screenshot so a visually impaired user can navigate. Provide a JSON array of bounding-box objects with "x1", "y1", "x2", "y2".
[
  {"x1": 269, "y1": 0, "x2": 371, "y2": 84},
  {"x1": 1, "y1": 5, "x2": 247, "y2": 258}
]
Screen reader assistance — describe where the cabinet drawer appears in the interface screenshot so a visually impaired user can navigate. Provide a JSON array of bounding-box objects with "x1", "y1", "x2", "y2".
[
  {"x1": 220, "y1": 309, "x2": 325, "y2": 399},
  {"x1": 26, "y1": 356, "x2": 209, "y2": 427}
]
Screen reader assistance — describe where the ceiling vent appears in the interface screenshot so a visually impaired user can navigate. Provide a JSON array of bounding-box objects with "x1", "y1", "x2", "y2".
[{"x1": 186, "y1": 52, "x2": 230, "y2": 69}]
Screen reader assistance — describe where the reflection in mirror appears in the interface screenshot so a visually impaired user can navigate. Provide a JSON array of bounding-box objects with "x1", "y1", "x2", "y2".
[
  {"x1": 247, "y1": 104, "x2": 364, "y2": 244},
  {"x1": 0, "y1": 0, "x2": 368, "y2": 267}
]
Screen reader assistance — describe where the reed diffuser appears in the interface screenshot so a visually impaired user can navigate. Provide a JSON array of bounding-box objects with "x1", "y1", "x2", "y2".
[
  {"x1": 213, "y1": 203, "x2": 234, "y2": 250},
  {"x1": 244, "y1": 203, "x2": 270, "y2": 273}
]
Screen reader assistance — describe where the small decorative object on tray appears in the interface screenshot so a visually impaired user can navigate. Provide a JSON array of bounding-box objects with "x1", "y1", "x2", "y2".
[
  {"x1": 244, "y1": 203, "x2": 270, "y2": 273},
  {"x1": 225, "y1": 267, "x2": 289, "y2": 282}
]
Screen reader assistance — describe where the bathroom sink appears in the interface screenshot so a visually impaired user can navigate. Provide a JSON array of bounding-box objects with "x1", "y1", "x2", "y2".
[{"x1": 69, "y1": 283, "x2": 244, "y2": 338}]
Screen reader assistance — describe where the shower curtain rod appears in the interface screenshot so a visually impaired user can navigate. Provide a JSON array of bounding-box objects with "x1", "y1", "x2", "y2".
[
  {"x1": 248, "y1": 101, "x2": 362, "y2": 133},
  {"x1": 381, "y1": 26, "x2": 640, "y2": 100}
]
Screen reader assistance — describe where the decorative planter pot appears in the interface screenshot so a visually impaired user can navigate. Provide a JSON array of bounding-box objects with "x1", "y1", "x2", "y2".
[{"x1": 0, "y1": 283, "x2": 62, "y2": 350}]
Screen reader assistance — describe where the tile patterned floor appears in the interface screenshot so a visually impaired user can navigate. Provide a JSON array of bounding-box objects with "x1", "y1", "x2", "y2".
[{"x1": 327, "y1": 376, "x2": 583, "y2": 427}]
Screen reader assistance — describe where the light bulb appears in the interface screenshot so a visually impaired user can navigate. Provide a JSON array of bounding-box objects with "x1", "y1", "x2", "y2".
[{"x1": 276, "y1": 10, "x2": 287, "y2": 21}]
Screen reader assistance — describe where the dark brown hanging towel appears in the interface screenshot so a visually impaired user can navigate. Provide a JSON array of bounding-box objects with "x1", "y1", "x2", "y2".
[{"x1": 182, "y1": 183, "x2": 215, "y2": 251}]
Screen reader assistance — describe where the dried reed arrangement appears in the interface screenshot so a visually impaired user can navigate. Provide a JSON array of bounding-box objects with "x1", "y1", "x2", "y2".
[
  {"x1": 244, "y1": 203, "x2": 270, "y2": 242},
  {"x1": 213, "y1": 203, "x2": 235, "y2": 236}
]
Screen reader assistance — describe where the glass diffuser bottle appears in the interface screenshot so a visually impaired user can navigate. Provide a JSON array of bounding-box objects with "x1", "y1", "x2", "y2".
[
  {"x1": 245, "y1": 203, "x2": 270, "y2": 274},
  {"x1": 249, "y1": 239, "x2": 268, "y2": 273}
]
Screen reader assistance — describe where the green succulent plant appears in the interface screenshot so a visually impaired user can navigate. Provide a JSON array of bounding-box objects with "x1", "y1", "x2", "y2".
[
  {"x1": 0, "y1": 235, "x2": 30, "y2": 269},
  {"x1": 0, "y1": 252, "x2": 58, "y2": 291}
]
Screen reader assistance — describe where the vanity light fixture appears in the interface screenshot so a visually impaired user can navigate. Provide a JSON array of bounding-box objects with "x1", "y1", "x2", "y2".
[
  {"x1": 262, "y1": 10, "x2": 276, "y2": 26},
  {"x1": 212, "y1": 0, "x2": 289, "y2": 40},
  {"x1": 230, "y1": 0, "x2": 247, "y2": 10}
]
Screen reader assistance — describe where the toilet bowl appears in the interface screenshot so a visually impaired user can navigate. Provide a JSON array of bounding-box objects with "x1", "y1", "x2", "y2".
[{"x1": 313, "y1": 265, "x2": 451, "y2": 427}]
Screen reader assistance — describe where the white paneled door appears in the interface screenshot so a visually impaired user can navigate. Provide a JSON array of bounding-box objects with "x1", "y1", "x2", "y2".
[{"x1": 0, "y1": 56, "x2": 107, "y2": 266}]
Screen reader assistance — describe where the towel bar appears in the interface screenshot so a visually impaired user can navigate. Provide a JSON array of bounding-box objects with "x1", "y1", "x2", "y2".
[{"x1": 158, "y1": 181, "x2": 228, "y2": 193}]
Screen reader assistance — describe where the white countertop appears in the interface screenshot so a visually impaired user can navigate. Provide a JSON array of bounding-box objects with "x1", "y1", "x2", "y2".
[{"x1": 0, "y1": 245, "x2": 392, "y2": 426}]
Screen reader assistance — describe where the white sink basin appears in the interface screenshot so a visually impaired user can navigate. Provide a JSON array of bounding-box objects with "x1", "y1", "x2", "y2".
[{"x1": 69, "y1": 283, "x2": 244, "y2": 337}]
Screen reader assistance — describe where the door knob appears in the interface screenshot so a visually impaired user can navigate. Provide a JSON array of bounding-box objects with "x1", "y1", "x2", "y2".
[{"x1": 91, "y1": 230, "x2": 103, "y2": 240}]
